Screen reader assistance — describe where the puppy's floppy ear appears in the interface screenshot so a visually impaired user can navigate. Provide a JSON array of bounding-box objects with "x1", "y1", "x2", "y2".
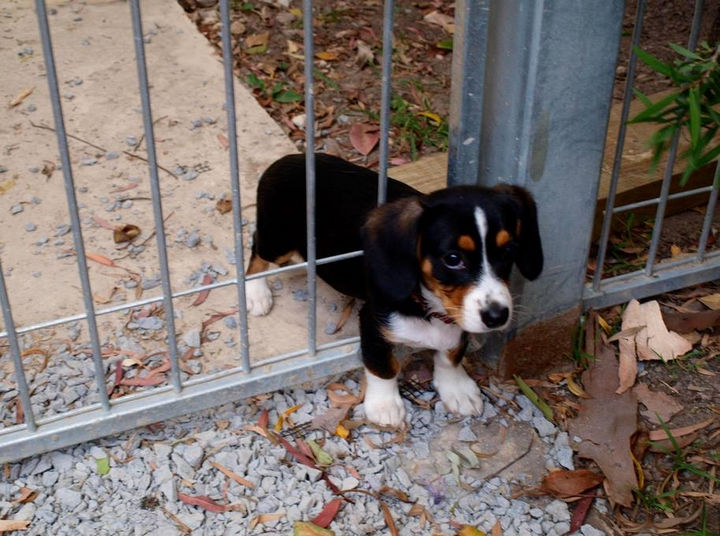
[
  {"x1": 495, "y1": 184, "x2": 544, "y2": 281},
  {"x1": 361, "y1": 196, "x2": 424, "y2": 302}
]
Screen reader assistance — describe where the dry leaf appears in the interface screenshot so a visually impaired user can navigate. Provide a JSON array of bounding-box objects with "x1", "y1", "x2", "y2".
[
  {"x1": 568, "y1": 342, "x2": 638, "y2": 507},
  {"x1": 316, "y1": 51, "x2": 339, "y2": 61},
  {"x1": 9, "y1": 87, "x2": 34, "y2": 108},
  {"x1": 633, "y1": 383, "x2": 683, "y2": 425},
  {"x1": 380, "y1": 501, "x2": 399, "y2": 536},
  {"x1": 0, "y1": 520, "x2": 30, "y2": 532},
  {"x1": 455, "y1": 526, "x2": 486, "y2": 536},
  {"x1": 113, "y1": 224, "x2": 141, "y2": 243},
  {"x1": 349, "y1": 123, "x2": 379, "y2": 155},
  {"x1": 293, "y1": 521, "x2": 335, "y2": 536},
  {"x1": 110, "y1": 182, "x2": 138, "y2": 194},
  {"x1": 245, "y1": 32, "x2": 270, "y2": 48},
  {"x1": 192, "y1": 274, "x2": 214, "y2": 306},
  {"x1": 250, "y1": 512, "x2": 285, "y2": 530},
  {"x1": 310, "y1": 498, "x2": 342, "y2": 528},
  {"x1": 699, "y1": 293, "x2": 720, "y2": 310},
  {"x1": 670, "y1": 244, "x2": 682, "y2": 257},
  {"x1": 648, "y1": 417, "x2": 714, "y2": 441},
  {"x1": 216, "y1": 199, "x2": 232, "y2": 214},
  {"x1": 15, "y1": 487, "x2": 37, "y2": 504},
  {"x1": 622, "y1": 299, "x2": 692, "y2": 361},
  {"x1": 217, "y1": 133, "x2": 229, "y2": 150},
  {"x1": 492, "y1": 521, "x2": 502, "y2": 536},
  {"x1": 541, "y1": 469, "x2": 603, "y2": 498},
  {"x1": 41, "y1": 160, "x2": 56, "y2": 179},
  {"x1": 355, "y1": 40, "x2": 374, "y2": 65},
  {"x1": 662, "y1": 307, "x2": 720, "y2": 333},
  {"x1": 0, "y1": 178, "x2": 17, "y2": 194},
  {"x1": 86, "y1": 252, "x2": 116, "y2": 267},
  {"x1": 423, "y1": 10, "x2": 455, "y2": 33},
  {"x1": 178, "y1": 493, "x2": 231, "y2": 513},
  {"x1": 568, "y1": 494, "x2": 595, "y2": 534},
  {"x1": 209, "y1": 461, "x2": 255, "y2": 488}
]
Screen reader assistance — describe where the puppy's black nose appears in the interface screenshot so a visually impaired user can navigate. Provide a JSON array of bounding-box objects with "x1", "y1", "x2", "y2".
[{"x1": 481, "y1": 303, "x2": 509, "y2": 328}]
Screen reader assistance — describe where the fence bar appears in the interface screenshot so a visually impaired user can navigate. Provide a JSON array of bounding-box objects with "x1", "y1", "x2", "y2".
[
  {"x1": 252, "y1": 336, "x2": 361, "y2": 369},
  {"x1": 613, "y1": 185, "x2": 715, "y2": 213},
  {"x1": 0, "y1": 342, "x2": 362, "y2": 463},
  {"x1": 696, "y1": 160, "x2": 720, "y2": 260},
  {"x1": 584, "y1": 251, "x2": 720, "y2": 310},
  {"x1": 592, "y1": 0, "x2": 647, "y2": 291},
  {"x1": 377, "y1": 0, "x2": 394, "y2": 204},
  {"x1": 0, "y1": 250, "x2": 364, "y2": 340},
  {"x1": 303, "y1": 0, "x2": 317, "y2": 356},
  {"x1": 34, "y1": 0, "x2": 110, "y2": 411},
  {"x1": 447, "y1": 0, "x2": 490, "y2": 185},
  {"x1": 644, "y1": 0, "x2": 704, "y2": 276},
  {"x1": 219, "y1": 0, "x2": 252, "y2": 372},
  {"x1": 0, "y1": 260, "x2": 36, "y2": 431},
  {"x1": 128, "y1": 0, "x2": 182, "y2": 392}
]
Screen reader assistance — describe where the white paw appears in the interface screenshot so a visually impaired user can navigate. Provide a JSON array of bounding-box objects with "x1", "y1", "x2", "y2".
[
  {"x1": 433, "y1": 362, "x2": 484, "y2": 416},
  {"x1": 245, "y1": 278, "x2": 273, "y2": 316},
  {"x1": 364, "y1": 373, "x2": 406, "y2": 428}
]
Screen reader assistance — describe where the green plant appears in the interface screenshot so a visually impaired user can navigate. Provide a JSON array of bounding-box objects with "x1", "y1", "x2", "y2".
[
  {"x1": 628, "y1": 41, "x2": 720, "y2": 186},
  {"x1": 652, "y1": 418, "x2": 720, "y2": 484},
  {"x1": 245, "y1": 74, "x2": 302, "y2": 104},
  {"x1": 633, "y1": 486, "x2": 676, "y2": 514}
]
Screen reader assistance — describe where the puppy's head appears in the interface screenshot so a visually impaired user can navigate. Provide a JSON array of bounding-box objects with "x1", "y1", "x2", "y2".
[{"x1": 362, "y1": 185, "x2": 543, "y2": 333}]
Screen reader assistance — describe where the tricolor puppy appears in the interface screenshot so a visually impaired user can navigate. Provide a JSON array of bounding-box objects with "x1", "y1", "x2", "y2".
[{"x1": 246, "y1": 153, "x2": 543, "y2": 427}]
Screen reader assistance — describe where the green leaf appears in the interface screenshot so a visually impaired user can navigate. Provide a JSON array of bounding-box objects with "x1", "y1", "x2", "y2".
[
  {"x1": 513, "y1": 375, "x2": 554, "y2": 423},
  {"x1": 273, "y1": 89, "x2": 303, "y2": 103},
  {"x1": 668, "y1": 42, "x2": 702, "y2": 60},
  {"x1": 306, "y1": 439, "x2": 333, "y2": 466},
  {"x1": 436, "y1": 39, "x2": 453, "y2": 50},
  {"x1": 628, "y1": 91, "x2": 681, "y2": 124},
  {"x1": 246, "y1": 73, "x2": 265, "y2": 92},
  {"x1": 96, "y1": 457, "x2": 110, "y2": 475},
  {"x1": 688, "y1": 87, "x2": 701, "y2": 150},
  {"x1": 633, "y1": 46, "x2": 675, "y2": 78},
  {"x1": 632, "y1": 88, "x2": 652, "y2": 108}
]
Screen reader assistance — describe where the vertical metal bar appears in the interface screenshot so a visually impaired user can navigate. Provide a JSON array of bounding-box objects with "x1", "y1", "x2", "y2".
[
  {"x1": 34, "y1": 0, "x2": 110, "y2": 411},
  {"x1": 0, "y1": 260, "x2": 36, "y2": 430},
  {"x1": 592, "y1": 0, "x2": 647, "y2": 290},
  {"x1": 697, "y1": 160, "x2": 720, "y2": 260},
  {"x1": 447, "y1": 0, "x2": 490, "y2": 186},
  {"x1": 219, "y1": 0, "x2": 251, "y2": 372},
  {"x1": 645, "y1": 0, "x2": 704, "y2": 276},
  {"x1": 377, "y1": 0, "x2": 394, "y2": 205},
  {"x1": 128, "y1": 0, "x2": 182, "y2": 391},
  {"x1": 303, "y1": 0, "x2": 317, "y2": 355}
]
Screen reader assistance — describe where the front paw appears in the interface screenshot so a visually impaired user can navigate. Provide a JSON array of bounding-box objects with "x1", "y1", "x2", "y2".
[
  {"x1": 434, "y1": 366, "x2": 484, "y2": 416},
  {"x1": 364, "y1": 373, "x2": 406, "y2": 427},
  {"x1": 245, "y1": 278, "x2": 273, "y2": 316}
]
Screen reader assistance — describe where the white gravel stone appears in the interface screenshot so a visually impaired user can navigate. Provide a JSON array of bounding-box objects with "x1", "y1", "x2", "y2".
[
  {"x1": 581, "y1": 525, "x2": 606, "y2": 536},
  {"x1": 532, "y1": 415, "x2": 557, "y2": 437},
  {"x1": 546, "y1": 499, "x2": 571, "y2": 522},
  {"x1": 56, "y1": 488, "x2": 83, "y2": 509}
]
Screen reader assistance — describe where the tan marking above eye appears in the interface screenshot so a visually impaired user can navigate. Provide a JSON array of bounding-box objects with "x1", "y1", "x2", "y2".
[
  {"x1": 496, "y1": 229, "x2": 511, "y2": 248},
  {"x1": 458, "y1": 235, "x2": 476, "y2": 251}
]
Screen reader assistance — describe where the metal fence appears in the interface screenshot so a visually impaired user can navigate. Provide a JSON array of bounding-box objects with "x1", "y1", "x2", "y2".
[
  {"x1": 583, "y1": 0, "x2": 720, "y2": 309},
  {"x1": 1, "y1": 0, "x2": 718, "y2": 463}
]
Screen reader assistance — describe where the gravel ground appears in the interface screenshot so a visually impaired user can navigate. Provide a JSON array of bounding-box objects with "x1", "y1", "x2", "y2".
[{"x1": 1, "y1": 366, "x2": 612, "y2": 536}]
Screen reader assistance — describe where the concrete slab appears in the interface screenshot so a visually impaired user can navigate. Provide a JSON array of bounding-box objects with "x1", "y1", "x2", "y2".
[{"x1": 0, "y1": 0, "x2": 358, "y2": 374}]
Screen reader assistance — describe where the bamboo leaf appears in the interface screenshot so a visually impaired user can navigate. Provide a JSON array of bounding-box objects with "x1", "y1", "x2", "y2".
[
  {"x1": 668, "y1": 42, "x2": 702, "y2": 60},
  {"x1": 514, "y1": 375, "x2": 554, "y2": 423},
  {"x1": 628, "y1": 92, "x2": 680, "y2": 124},
  {"x1": 688, "y1": 88, "x2": 701, "y2": 150},
  {"x1": 633, "y1": 46, "x2": 675, "y2": 78}
]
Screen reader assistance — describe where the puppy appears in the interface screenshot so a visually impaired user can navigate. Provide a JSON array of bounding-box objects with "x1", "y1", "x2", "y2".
[{"x1": 245, "y1": 153, "x2": 543, "y2": 427}]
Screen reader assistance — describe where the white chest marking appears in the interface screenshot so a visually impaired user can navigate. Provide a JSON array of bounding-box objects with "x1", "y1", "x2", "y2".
[{"x1": 384, "y1": 313, "x2": 463, "y2": 351}]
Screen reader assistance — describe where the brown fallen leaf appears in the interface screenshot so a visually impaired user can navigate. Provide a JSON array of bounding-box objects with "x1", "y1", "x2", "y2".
[
  {"x1": 245, "y1": 31, "x2": 269, "y2": 49},
  {"x1": 491, "y1": 521, "x2": 502, "y2": 536},
  {"x1": 310, "y1": 498, "x2": 342, "y2": 528},
  {"x1": 699, "y1": 293, "x2": 720, "y2": 310},
  {"x1": 216, "y1": 198, "x2": 232, "y2": 214},
  {"x1": 568, "y1": 493, "x2": 595, "y2": 534},
  {"x1": 349, "y1": 123, "x2": 379, "y2": 155},
  {"x1": 380, "y1": 501, "x2": 399, "y2": 536},
  {"x1": 14, "y1": 487, "x2": 37, "y2": 504},
  {"x1": 0, "y1": 520, "x2": 30, "y2": 532},
  {"x1": 9, "y1": 87, "x2": 34, "y2": 108},
  {"x1": 209, "y1": 461, "x2": 255, "y2": 489},
  {"x1": 633, "y1": 383, "x2": 683, "y2": 425},
  {"x1": 86, "y1": 252, "x2": 117, "y2": 267},
  {"x1": 293, "y1": 521, "x2": 335, "y2": 535},
  {"x1": 192, "y1": 274, "x2": 213, "y2": 306},
  {"x1": 423, "y1": 10, "x2": 455, "y2": 33},
  {"x1": 568, "y1": 341, "x2": 638, "y2": 507},
  {"x1": 648, "y1": 417, "x2": 714, "y2": 441},
  {"x1": 41, "y1": 160, "x2": 56, "y2": 179},
  {"x1": 455, "y1": 526, "x2": 485, "y2": 536},
  {"x1": 316, "y1": 50, "x2": 340, "y2": 61},
  {"x1": 178, "y1": 493, "x2": 234, "y2": 513},
  {"x1": 622, "y1": 299, "x2": 692, "y2": 361},
  {"x1": 355, "y1": 40, "x2": 374, "y2": 66},
  {"x1": 662, "y1": 307, "x2": 720, "y2": 333},
  {"x1": 541, "y1": 469, "x2": 603, "y2": 498},
  {"x1": 217, "y1": 132, "x2": 229, "y2": 150},
  {"x1": 249, "y1": 512, "x2": 285, "y2": 530},
  {"x1": 110, "y1": 182, "x2": 139, "y2": 194},
  {"x1": 670, "y1": 244, "x2": 682, "y2": 257},
  {"x1": 648, "y1": 432, "x2": 698, "y2": 453},
  {"x1": 113, "y1": 224, "x2": 141, "y2": 243}
]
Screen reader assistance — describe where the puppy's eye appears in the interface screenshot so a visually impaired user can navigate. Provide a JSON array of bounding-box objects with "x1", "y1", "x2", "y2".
[{"x1": 442, "y1": 252, "x2": 464, "y2": 269}]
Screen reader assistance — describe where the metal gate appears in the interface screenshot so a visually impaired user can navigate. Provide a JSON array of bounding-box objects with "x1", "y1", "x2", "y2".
[{"x1": 1, "y1": 0, "x2": 718, "y2": 463}]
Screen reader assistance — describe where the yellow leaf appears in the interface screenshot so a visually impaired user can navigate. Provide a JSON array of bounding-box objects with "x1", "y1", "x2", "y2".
[
  {"x1": 283, "y1": 404, "x2": 303, "y2": 417},
  {"x1": 0, "y1": 178, "x2": 17, "y2": 195},
  {"x1": 289, "y1": 8, "x2": 302, "y2": 17},
  {"x1": 596, "y1": 314, "x2": 612, "y2": 334},
  {"x1": 418, "y1": 111, "x2": 442, "y2": 124},
  {"x1": 293, "y1": 521, "x2": 335, "y2": 535},
  {"x1": 670, "y1": 244, "x2": 681, "y2": 257},
  {"x1": 9, "y1": 87, "x2": 34, "y2": 108},
  {"x1": 456, "y1": 526, "x2": 486, "y2": 536},
  {"x1": 335, "y1": 424, "x2": 349, "y2": 439},
  {"x1": 274, "y1": 414, "x2": 285, "y2": 432},
  {"x1": 316, "y1": 51, "x2": 339, "y2": 61}
]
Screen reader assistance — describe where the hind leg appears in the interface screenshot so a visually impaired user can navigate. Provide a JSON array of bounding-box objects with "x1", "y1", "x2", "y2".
[{"x1": 245, "y1": 248, "x2": 273, "y2": 316}]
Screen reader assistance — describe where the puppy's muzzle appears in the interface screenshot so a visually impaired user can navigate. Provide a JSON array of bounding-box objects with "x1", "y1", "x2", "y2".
[{"x1": 480, "y1": 301, "x2": 510, "y2": 329}]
